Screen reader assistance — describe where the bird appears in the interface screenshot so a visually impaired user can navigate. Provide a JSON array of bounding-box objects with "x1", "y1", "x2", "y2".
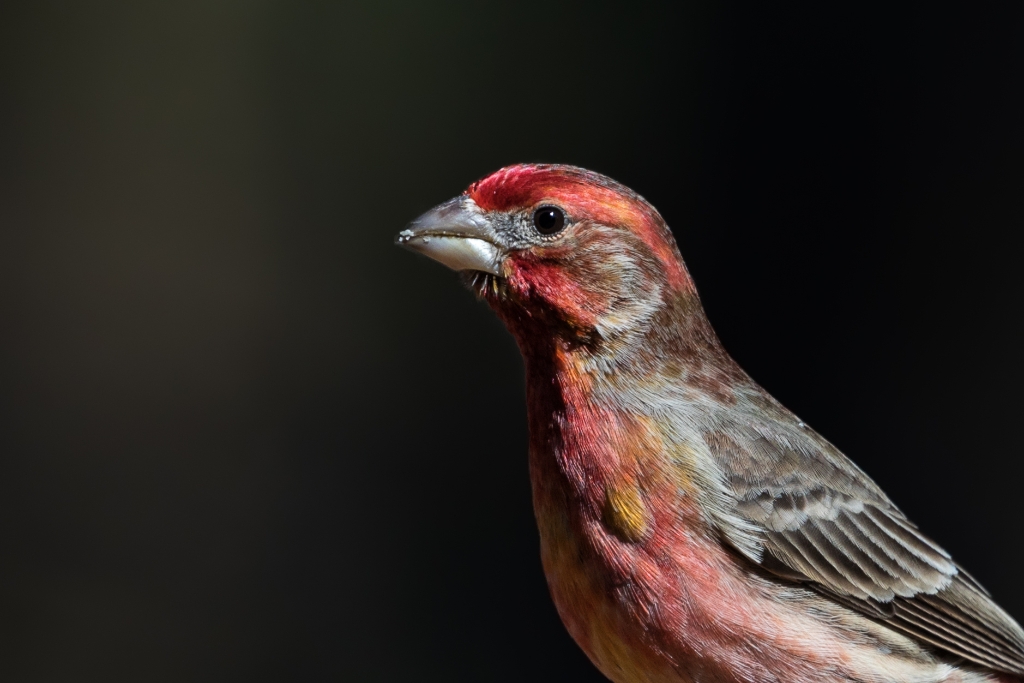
[{"x1": 396, "y1": 164, "x2": 1024, "y2": 683}]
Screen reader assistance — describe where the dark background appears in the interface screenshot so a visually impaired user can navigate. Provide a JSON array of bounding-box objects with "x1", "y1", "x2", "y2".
[{"x1": 1, "y1": 2, "x2": 1022, "y2": 681}]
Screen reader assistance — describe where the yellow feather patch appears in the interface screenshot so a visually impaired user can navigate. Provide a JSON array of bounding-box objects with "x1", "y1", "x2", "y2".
[{"x1": 602, "y1": 482, "x2": 650, "y2": 543}]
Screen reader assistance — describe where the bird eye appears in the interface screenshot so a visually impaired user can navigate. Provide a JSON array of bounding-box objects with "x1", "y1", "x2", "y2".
[{"x1": 532, "y1": 206, "x2": 565, "y2": 235}]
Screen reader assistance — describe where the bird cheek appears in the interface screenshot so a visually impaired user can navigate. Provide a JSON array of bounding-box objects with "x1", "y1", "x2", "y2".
[{"x1": 504, "y1": 258, "x2": 607, "y2": 330}]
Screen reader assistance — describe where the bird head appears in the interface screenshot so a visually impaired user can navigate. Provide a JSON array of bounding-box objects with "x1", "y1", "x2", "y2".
[{"x1": 398, "y1": 164, "x2": 697, "y2": 352}]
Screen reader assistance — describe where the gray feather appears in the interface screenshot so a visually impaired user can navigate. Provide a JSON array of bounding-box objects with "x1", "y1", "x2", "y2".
[{"x1": 700, "y1": 386, "x2": 1024, "y2": 676}]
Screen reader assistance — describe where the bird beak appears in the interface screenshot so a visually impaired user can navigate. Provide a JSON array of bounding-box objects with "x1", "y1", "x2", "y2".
[{"x1": 395, "y1": 196, "x2": 504, "y2": 276}]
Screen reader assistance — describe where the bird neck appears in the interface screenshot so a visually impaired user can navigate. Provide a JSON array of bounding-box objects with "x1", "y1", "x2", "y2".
[
  {"x1": 503, "y1": 287, "x2": 731, "y2": 392},
  {"x1": 507, "y1": 289, "x2": 739, "y2": 521}
]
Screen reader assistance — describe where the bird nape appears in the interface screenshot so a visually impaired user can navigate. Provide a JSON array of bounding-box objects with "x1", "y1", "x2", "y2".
[{"x1": 397, "y1": 164, "x2": 1024, "y2": 683}]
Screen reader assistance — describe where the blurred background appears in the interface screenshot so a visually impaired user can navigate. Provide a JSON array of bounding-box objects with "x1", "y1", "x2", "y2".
[{"x1": 1, "y1": 2, "x2": 1022, "y2": 681}]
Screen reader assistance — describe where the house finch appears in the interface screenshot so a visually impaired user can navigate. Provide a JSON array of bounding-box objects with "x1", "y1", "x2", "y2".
[{"x1": 396, "y1": 164, "x2": 1024, "y2": 683}]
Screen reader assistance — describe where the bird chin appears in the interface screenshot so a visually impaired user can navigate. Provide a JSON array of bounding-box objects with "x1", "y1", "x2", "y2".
[{"x1": 459, "y1": 270, "x2": 506, "y2": 300}]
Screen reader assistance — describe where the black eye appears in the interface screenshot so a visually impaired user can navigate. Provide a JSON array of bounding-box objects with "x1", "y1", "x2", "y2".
[{"x1": 532, "y1": 206, "x2": 565, "y2": 235}]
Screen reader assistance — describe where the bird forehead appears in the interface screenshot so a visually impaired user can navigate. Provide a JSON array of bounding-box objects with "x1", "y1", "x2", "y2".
[{"x1": 467, "y1": 164, "x2": 639, "y2": 224}]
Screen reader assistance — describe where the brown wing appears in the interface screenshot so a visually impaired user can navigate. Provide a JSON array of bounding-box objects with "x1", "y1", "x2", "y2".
[{"x1": 703, "y1": 408, "x2": 1024, "y2": 676}]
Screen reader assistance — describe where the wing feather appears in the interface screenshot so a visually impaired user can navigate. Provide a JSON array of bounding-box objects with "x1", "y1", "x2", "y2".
[
  {"x1": 832, "y1": 513, "x2": 924, "y2": 593},
  {"x1": 701, "y1": 404, "x2": 1024, "y2": 676}
]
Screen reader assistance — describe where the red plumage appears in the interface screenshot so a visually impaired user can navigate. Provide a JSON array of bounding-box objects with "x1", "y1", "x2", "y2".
[{"x1": 399, "y1": 164, "x2": 1024, "y2": 683}]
